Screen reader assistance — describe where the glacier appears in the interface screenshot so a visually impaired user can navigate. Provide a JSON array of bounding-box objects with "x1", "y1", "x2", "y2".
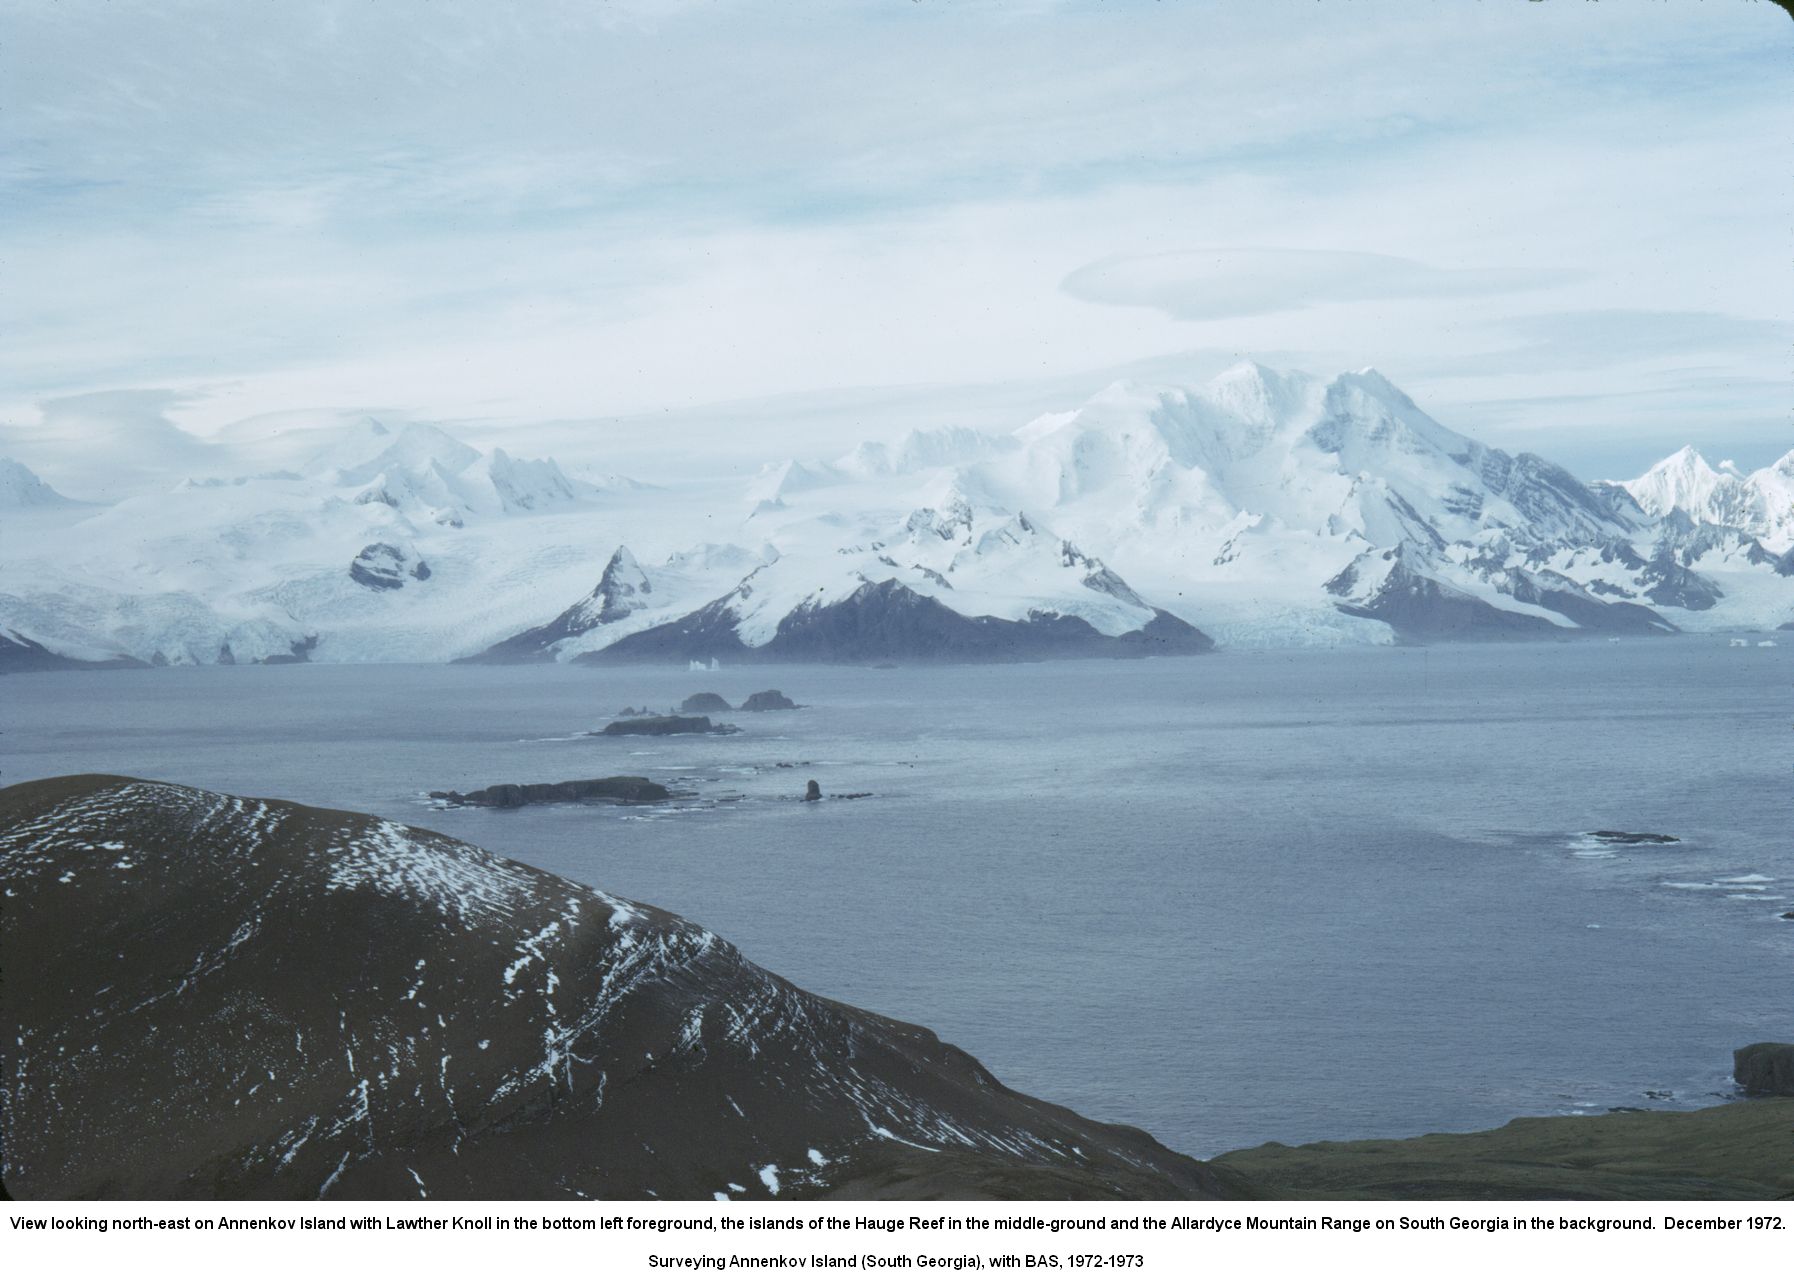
[{"x1": 2, "y1": 362, "x2": 1791, "y2": 667}]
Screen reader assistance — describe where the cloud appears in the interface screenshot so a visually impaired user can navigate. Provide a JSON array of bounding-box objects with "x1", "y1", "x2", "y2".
[
  {"x1": 1060, "y1": 248, "x2": 1574, "y2": 322},
  {"x1": 1431, "y1": 309, "x2": 1794, "y2": 377},
  {"x1": 1, "y1": 2, "x2": 1788, "y2": 479},
  {"x1": 1, "y1": 390, "x2": 216, "y2": 500}
]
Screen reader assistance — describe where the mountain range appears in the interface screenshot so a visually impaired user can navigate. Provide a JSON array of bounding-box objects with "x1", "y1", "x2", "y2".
[{"x1": 3, "y1": 364, "x2": 1790, "y2": 669}]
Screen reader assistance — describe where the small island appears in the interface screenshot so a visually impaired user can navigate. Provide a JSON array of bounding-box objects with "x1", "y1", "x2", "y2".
[
  {"x1": 592, "y1": 714, "x2": 741, "y2": 737},
  {"x1": 741, "y1": 689, "x2": 800, "y2": 711},
  {"x1": 669, "y1": 690, "x2": 802, "y2": 713},
  {"x1": 429, "y1": 776, "x2": 673, "y2": 808}
]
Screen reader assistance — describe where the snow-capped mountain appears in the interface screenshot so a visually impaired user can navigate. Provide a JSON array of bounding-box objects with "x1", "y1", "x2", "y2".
[
  {"x1": 835, "y1": 425, "x2": 1019, "y2": 479},
  {"x1": 0, "y1": 418, "x2": 628, "y2": 667},
  {"x1": 1602, "y1": 446, "x2": 1794, "y2": 553},
  {"x1": 4, "y1": 362, "x2": 1792, "y2": 668},
  {"x1": 0, "y1": 459, "x2": 78, "y2": 511},
  {"x1": 577, "y1": 500, "x2": 1212, "y2": 664}
]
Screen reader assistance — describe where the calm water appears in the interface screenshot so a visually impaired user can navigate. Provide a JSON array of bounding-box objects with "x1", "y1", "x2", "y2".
[{"x1": 3, "y1": 641, "x2": 1789, "y2": 1156}]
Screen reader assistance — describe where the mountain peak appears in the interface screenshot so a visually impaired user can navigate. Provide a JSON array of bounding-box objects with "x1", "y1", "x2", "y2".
[
  {"x1": 1655, "y1": 443, "x2": 1711, "y2": 471},
  {"x1": 1214, "y1": 359, "x2": 1283, "y2": 385},
  {"x1": 1330, "y1": 366, "x2": 1415, "y2": 410},
  {"x1": 593, "y1": 545, "x2": 653, "y2": 622},
  {"x1": 0, "y1": 457, "x2": 76, "y2": 509},
  {"x1": 483, "y1": 448, "x2": 582, "y2": 511},
  {"x1": 1199, "y1": 361, "x2": 1319, "y2": 431}
]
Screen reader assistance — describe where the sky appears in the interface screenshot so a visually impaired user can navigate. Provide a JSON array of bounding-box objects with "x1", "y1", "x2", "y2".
[{"x1": 3, "y1": 0, "x2": 1791, "y2": 481}]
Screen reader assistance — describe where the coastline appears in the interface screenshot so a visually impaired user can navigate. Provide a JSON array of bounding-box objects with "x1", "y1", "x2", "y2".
[
  {"x1": 1214, "y1": 1099, "x2": 1794, "y2": 1201},
  {"x1": 4, "y1": 773, "x2": 1787, "y2": 1202}
]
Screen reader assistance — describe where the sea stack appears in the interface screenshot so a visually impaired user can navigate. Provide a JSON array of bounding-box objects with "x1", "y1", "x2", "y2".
[{"x1": 1734, "y1": 1043, "x2": 1794, "y2": 1096}]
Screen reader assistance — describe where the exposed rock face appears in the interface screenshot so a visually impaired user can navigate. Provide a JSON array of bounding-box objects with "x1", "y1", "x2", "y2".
[
  {"x1": 741, "y1": 690, "x2": 798, "y2": 711},
  {"x1": 1638, "y1": 550, "x2": 1722, "y2": 611},
  {"x1": 429, "y1": 777, "x2": 672, "y2": 808},
  {"x1": 462, "y1": 546, "x2": 650, "y2": 664},
  {"x1": 1501, "y1": 571, "x2": 1675, "y2": 635},
  {"x1": 583, "y1": 579, "x2": 1215, "y2": 665},
  {"x1": 595, "y1": 715, "x2": 740, "y2": 737},
  {"x1": 0, "y1": 776, "x2": 1233, "y2": 1200},
  {"x1": 804, "y1": 780, "x2": 822, "y2": 802},
  {"x1": 1325, "y1": 539, "x2": 1684, "y2": 642},
  {"x1": 1734, "y1": 1043, "x2": 1794, "y2": 1097},
  {"x1": 679, "y1": 692, "x2": 733, "y2": 713},
  {"x1": 349, "y1": 543, "x2": 430, "y2": 591},
  {"x1": 1329, "y1": 554, "x2": 1565, "y2": 641},
  {"x1": 258, "y1": 634, "x2": 319, "y2": 665}
]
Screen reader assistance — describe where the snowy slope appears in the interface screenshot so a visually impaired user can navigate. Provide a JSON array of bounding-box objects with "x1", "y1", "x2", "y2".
[
  {"x1": 0, "y1": 419, "x2": 665, "y2": 665},
  {"x1": 579, "y1": 497, "x2": 1212, "y2": 664},
  {"x1": 4, "y1": 364, "x2": 1792, "y2": 666},
  {"x1": 0, "y1": 459, "x2": 79, "y2": 511}
]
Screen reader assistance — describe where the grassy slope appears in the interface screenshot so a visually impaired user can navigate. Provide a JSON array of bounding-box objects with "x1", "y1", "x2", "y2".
[{"x1": 1214, "y1": 1100, "x2": 1794, "y2": 1200}]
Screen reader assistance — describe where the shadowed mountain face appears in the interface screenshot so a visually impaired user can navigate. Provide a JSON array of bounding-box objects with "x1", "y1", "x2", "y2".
[
  {"x1": 0, "y1": 627, "x2": 145, "y2": 673},
  {"x1": 582, "y1": 578, "x2": 1215, "y2": 665},
  {"x1": 0, "y1": 775, "x2": 1233, "y2": 1201}
]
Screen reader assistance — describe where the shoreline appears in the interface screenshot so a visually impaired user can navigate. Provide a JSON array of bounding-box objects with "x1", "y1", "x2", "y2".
[{"x1": 1214, "y1": 1099, "x2": 1794, "y2": 1201}]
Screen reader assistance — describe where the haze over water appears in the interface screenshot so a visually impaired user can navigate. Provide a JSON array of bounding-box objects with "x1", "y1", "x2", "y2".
[{"x1": 6, "y1": 639, "x2": 1787, "y2": 1156}]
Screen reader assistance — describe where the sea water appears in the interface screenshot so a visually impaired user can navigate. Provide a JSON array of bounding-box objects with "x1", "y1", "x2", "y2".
[{"x1": 3, "y1": 638, "x2": 1788, "y2": 1156}]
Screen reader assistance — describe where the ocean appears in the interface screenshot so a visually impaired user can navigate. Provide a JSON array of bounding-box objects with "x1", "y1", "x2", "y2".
[{"x1": 4, "y1": 638, "x2": 1788, "y2": 1156}]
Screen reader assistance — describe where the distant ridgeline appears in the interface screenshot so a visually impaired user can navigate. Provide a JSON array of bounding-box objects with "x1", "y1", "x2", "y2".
[{"x1": 4, "y1": 365, "x2": 1794, "y2": 668}]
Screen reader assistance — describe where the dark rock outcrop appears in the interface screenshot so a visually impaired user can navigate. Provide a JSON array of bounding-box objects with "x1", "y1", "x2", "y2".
[
  {"x1": 1328, "y1": 548, "x2": 1682, "y2": 642},
  {"x1": 1503, "y1": 572, "x2": 1674, "y2": 635},
  {"x1": 0, "y1": 776, "x2": 1234, "y2": 1200},
  {"x1": 1328, "y1": 557, "x2": 1565, "y2": 642},
  {"x1": 741, "y1": 689, "x2": 798, "y2": 711},
  {"x1": 460, "y1": 546, "x2": 650, "y2": 664},
  {"x1": 349, "y1": 543, "x2": 430, "y2": 591},
  {"x1": 594, "y1": 715, "x2": 740, "y2": 737},
  {"x1": 804, "y1": 780, "x2": 822, "y2": 802},
  {"x1": 1734, "y1": 1043, "x2": 1794, "y2": 1096},
  {"x1": 429, "y1": 777, "x2": 672, "y2": 808},
  {"x1": 258, "y1": 634, "x2": 319, "y2": 665},
  {"x1": 679, "y1": 692, "x2": 733, "y2": 713},
  {"x1": 1587, "y1": 830, "x2": 1680, "y2": 845},
  {"x1": 0, "y1": 628, "x2": 145, "y2": 674},
  {"x1": 580, "y1": 579, "x2": 1214, "y2": 665},
  {"x1": 1638, "y1": 550, "x2": 1722, "y2": 611}
]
